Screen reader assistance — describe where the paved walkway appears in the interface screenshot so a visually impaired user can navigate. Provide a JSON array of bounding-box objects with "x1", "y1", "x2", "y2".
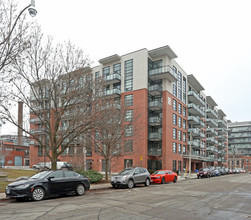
[{"x1": 0, "y1": 174, "x2": 197, "y2": 200}]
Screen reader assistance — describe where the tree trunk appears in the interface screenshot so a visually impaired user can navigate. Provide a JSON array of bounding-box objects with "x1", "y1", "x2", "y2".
[
  {"x1": 51, "y1": 146, "x2": 57, "y2": 170},
  {"x1": 105, "y1": 158, "x2": 109, "y2": 181}
]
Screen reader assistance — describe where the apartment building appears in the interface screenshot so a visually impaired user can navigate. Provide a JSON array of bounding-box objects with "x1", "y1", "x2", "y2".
[
  {"x1": 228, "y1": 121, "x2": 251, "y2": 171},
  {"x1": 29, "y1": 45, "x2": 228, "y2": 173}
]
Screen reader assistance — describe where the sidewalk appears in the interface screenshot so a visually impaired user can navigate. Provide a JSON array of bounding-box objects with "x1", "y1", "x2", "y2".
[{"x1": 0, "y1": 173, "x2": 197, "y2": 201}]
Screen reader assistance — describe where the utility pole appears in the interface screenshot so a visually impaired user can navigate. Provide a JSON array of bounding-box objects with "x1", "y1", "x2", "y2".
[{"x1": 233, "y1": 146, "x2": 236, "y2": 169}]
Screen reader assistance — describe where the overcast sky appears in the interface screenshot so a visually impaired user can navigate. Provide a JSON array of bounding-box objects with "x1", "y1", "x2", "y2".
[{"x1": 2, "y1": 0, "x2": 251, "y2": 134}]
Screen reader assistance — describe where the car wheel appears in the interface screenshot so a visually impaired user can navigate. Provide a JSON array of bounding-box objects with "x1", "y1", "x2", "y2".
[
  {"x1": 112, "y1": 184, "x2": 118, "y2": 189},
  {"x1": 32, "y1": 187, "x2": 45, "y2": 201},
  {"x1": 145, "y1": 178, "x2": 150, "y2": 186},
  {"x1": 76, "y1": 184, "x2": 85, "y2": 196},
  {"x1": 197, "y1": 176, "x2": 200, "y2": 179},
  {"x1": 161, "y1": 177, "x2": 165, "y2": 184},
  {"x1": 173, "y1": 176, "x2": 177, "y2": 183},
  {"x1": 128, "y1": 179, "x2": 134, "y2": 189}
]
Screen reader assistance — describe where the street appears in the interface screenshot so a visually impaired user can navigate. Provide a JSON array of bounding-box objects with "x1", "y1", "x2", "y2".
[{"x1": 0, "y1": 174, "x2": 251, "y2": 220}]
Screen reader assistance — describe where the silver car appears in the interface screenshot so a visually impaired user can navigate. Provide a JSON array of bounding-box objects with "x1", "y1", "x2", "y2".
[{"x1": 111, "y1": 167, "x2": 151, "y2": 189}]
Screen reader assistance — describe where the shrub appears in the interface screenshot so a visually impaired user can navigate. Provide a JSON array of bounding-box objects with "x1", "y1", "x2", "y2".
[{"x1": 74, "y1": 169, "x2": 103, "y2": 183}]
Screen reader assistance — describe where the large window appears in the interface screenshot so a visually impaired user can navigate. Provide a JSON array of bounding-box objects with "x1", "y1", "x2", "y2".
[
  {"x1": 173, "y1": 99, "x2": 177, "y2": 111},
  {"x1": 102, "y1": 66, "x2": 110, "y2": 76},
  {"x1": 173, "y1": 160, "x2": 177, "y2": 172},
  {"x1": 183, "y1": 76, "x2": 187, "y2": 104},
  {"x1": 178, "y1": 117, "x2": 182, "y2": 128},
  {"x1": 183, "y1": 119, "x2": 186, "y2": 129},
  {"x1": 125, "y1": 125, "x2": 133, "y2": 137},
  {"x1": 113, "y1": 63, "x2": 121, "y2": 75},
  {"x1": 125, "y1": 110, "x2": 133, "y2": 121},
  {"x1": 173, "y1": 114, "x2": 177, "y2": 125},
  {"x1": 125, "y1": 94, "x2": 133, "y2": 106},
  {"x1": 178, "y1": 144, "x2": 182, "y2": 154},
  {"x1": 125, "y1": 59, "x2": 133, "y2": 91},
  {"x1": 183, "y1": 106, "x2": 186, "y2": 117},
  {"x1": 95, "y1": 71, "x2": 100, "y2": 79},
  {"x1": 173, "y1": 128, "x2": 177, "y2": 139},
  {"x1": 183, "y1": 132, "x2": 186, "y2": 142},
  {"x1": 173, "y1": 143, "x2": 177, "y2": 153},
  {"x1": 124, "y1": 140, "x2": 133, "y2": 152},
  {"x1": 178, "y1": 103, "x2": 182, "y2": 114},
  {"x1": 183, "y1": 145, "x2": 186, "y2": 154},
  {"x1": 124, "y1": 159, "x2": 133, "y2": 168},
  {"x1": 178, "y1": 72, "x2": 182, "y2": 101},
  {"x1": 178, "y1": 161, "x2": 182, "y2": 171},
  {"x1": 178, "y1": 130, "x2": 182, "y2": 141},
  {"x1": 173, "y1": 66, "x2": 177, "y2": 97}
]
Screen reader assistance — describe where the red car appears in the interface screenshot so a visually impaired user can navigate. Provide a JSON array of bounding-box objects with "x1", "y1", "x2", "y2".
[{"x1": 150, "y1": 170, "x2": 178, "y2": 184}]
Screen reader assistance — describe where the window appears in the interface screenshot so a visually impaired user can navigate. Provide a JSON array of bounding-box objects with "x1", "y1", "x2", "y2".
[
  {"x1": 102, "y1": 66, "x2": 110, "y2": 76},
  {"x1": 173, "y1": 66, "x2": 177, "y2": 97},
  {"x1": 237, "y1": 160, "x2": 239, "y2": 165},
  {"x1": 124, "y1": 140, "x2": 133, "y2": 152},
  {"x1": 68, "y1": 146, "x2": 74, "y2": 156},
  {"x1": 173, "y1": 160, "x2": 177, "y2": 172},
  {"x1": 48, "y1": 171, "x2": 64, "y2": 178},
  {"x1": 125, "y1": 125, "x2": 133, "y2": 137},
  {"x1": 178, "y1": 72, "x2": 182, "y2": 101},
  {"x1": 178, "y1": 117, "x2": 182, "y2": 127},
  {"x1": 173, "y1": 143, "x2": 177, "y2": 153},
  {"x1": 173, "y1": 99, "x2": 177, "y2": 111},
  {"x1": 183, "y1": 132, "x2": 186, "y2": 142},
  {"x1": 113, "y1": 63, "x2": 121, "y2": 75},
  {"x1": 178, "y1": 144, "x2": 182, "y2": 154},
  {"x1": 173, "y1": 114, "x2": 177, "y2": 125},
  {"x1": 65, "y1": 171, "x2": 77, "y2": 177},
  {"x1": 183, "y1": 145, "x2": 186, "y2": 154},
  {"x1": 178, "y1": 161, "x2": 182, "y2": 171},
  {"x1": 5, "y1": 148, "x2": 13, "y2": 151},
  {"x1": 173, "y1": 128, "x2": 177, "y2": 139},
  {"x1": 183, "y1": 107, "x2": 186, "y2": 117},
  {"x1": 183, "y1": 76, "x2": 187, "y2": 104},
  {"x1": 125, "y1": 110, "x2": 133, "y2": 121},
  {"x1": 183, "y1": 161, "x2": 186, "y2": 170},
  {"x1": 38, "y1": 146, "x2": 43, "y2": 156},
  {"x1": 183, "y1": 119, "x2": 186, "y2": 129},
  {"x1": 125, "y1": 94, "x2": 133, "y2": 106},
  {"x1": 124, "y1": 159, "x2": 133, "y2": 168},
  {"x1": 178, "y1": 103, "x2": 182, "y2": 114},
  {"x1": 95, "y1": 71, "x2": 100, "y2": 79},
  {"x1": 178, "y1": 130, "x2": 182, "y2": 141},
  {"x1": 125, "y1": 59, "x2": 133, "y2": 91}
]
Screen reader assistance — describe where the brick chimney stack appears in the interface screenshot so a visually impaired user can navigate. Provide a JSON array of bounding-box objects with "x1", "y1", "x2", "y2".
[{"x1": 17, "y1": 101, "x2": 23, "y2": 146}]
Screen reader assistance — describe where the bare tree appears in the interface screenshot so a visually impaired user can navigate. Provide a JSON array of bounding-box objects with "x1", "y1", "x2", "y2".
[
  {"x1": 0, "y1": 27, "x2": 100, "y2": 170},
  {"x1": 0, "y1": 0, "x2": 33, "y2": 88},
  {"x1": 93, "y1": 98, "x2": 144, "y2": 181}
]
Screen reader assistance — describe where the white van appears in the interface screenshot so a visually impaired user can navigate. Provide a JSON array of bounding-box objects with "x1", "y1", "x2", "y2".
[{"x1": 33, "y1": 161, "x2": 69, "y2": 170}]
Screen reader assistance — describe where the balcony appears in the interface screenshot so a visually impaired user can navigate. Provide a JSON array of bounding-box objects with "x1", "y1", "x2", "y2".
[
  {"x1": 206, "y1": 108, "x2": 218, "y2": 119},
  {"x1": 218, "y1": 119, "x2": 227, "y2": 128},
  {"x1": 149, "y1": 100, "x2": 162, "y2": 111},
  {"x1": 218, "y1": 128, "x2": 227, "y2": 134},
  {"x1": 206, "y1": 156, "x2": 215, "y2": 162},
  {"x1": 148, "y1": 147, "x2": 162, "y2": 156},
  {"x1": 149, "y1": 116, "x2": 162, "y2": 126},
  {"x1": 206, "y1": 118, "x2": 218, "y2": 128},
  {"x1": 183, "y1": 152, "x2": 205, "y2": 160},
  {"x1": 218, "y1": 135, "x2": 227, "y2": 141},
  {"x1": 30, "y1": 117, "x2": 42, "y2": 124},
  {"x1": 103, "y1": 73, "x2": 121, "y2": 85},
  {"x1": 148, "y1": 85, "x2": 162, "y2": 96},
  {"x1": 103, "y1": 89, "x2": 121, "y2": 99},
  {"x1": 30, "y1": 128, "x2": 46, "y2": 134},
  {"x1": 200, "y1": 132, "x2": 205, "y2": 138},
  {"x1": 206, "y1": 137, "x2": 215, "y2": 143},
  {"x1": 187, "y1": 91, "x2": 205, "y2": 107},
  {"x1": 188, "y1": 116, "x2": 200, "y2": 125},
  {"x1": 188, "y1": 128, "x2": 201, "y2": 137},
  {"x1": 149, "y1": 132, "x2": 162, "y2": 141},
  {"x1": 206, "y1": 128, "x2": 218, "y2": 136},
  {"x1": 149, "y1": 65, "x2": 178, "y2": 82},
  {"x1": 188, "y1": 103, "x2": 205, "y2": 117},
  {"x1": 188, "y1": 140, "x2": 200, "y2": 148},
  {"x1": 206, "y1": 146, "x2": 215, "y2": 152}
]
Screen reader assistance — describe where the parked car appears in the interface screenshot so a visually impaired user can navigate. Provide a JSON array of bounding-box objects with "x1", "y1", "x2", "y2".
[
  {"x1": 32, "y1": 161, "x2": 70, "y2": 170},
  {"x1": 214, "y1": 169, "x2": 221, "y2": 176},
  {"x1": 197, "y1": 168, "x2": 212, "y2": 178},
  {"x1": 225, "y1": 168, "x2": 230, "y2": 174},
  {"x1": 5, "y1": 170, "x2": 90, "y2": 201},
  {"x1": 150, "y1": 170, "x2": 178, "y2": 184},
  {"x1": 110, "y1": 167, "x2": 151, "y2": 189},
  {"x1": 219, "y1": 168, "x2": 226, "y2": 175}
]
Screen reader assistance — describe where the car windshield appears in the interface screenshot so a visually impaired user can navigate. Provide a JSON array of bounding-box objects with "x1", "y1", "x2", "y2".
[
  {"x1": 153, "y1": 171, "x2": 166, "y2": 174},
  {"x1": 30, "y1": 171, "x2": 52, "y2": 179},
  {"x1": 199, "y1": 168, "x2": 208, "y2": 171},
  {"x1": 119, "y1": 168, "x2": 134, "y2": 175}
]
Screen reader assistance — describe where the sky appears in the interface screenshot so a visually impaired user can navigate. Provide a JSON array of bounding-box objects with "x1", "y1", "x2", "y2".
[{"x1": 1, "y1": 0, "x2": 251, "y2": 134}]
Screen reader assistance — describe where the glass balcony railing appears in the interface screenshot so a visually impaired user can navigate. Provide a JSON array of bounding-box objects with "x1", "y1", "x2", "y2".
[
  {"x1": 104, "y1": 88, "x2": 121, "y2": 96},
  {"x1": 206, "y1": 118, "x2": 218, "y2": 128},
  {"x1": 148, "y1": 147, "x2": 162, "y2": 156},
  {"x1": 188, "y1": 116, "x2": 200, "y2": 124},
  {"x1": 149, "y1": 100, "x2": 162, "y2": 110},
  {"x1": 148, "y1": 85, "x2": 162, "y2": 95},
  {"x1": 104, "y1": 73, "x2": 121, "y2": 84},
  {"x1": 206, "y1": 108, "x2": 218, "y2": 119},
  {"x1": 149, "y1": 116, "x2": 162, "y2": 125},
  {"x1": 149, "y1": 132, "x2": 162, "y2": 140},
  {"x1": 187, "y1": 91, "x2": 205, "y2": 107},
  {"x1": 149, "y1": 65, "x2": 178, "y2": 82},
  {"x1": 188, "y1": 103, "x2": 205, "y2": 117}
]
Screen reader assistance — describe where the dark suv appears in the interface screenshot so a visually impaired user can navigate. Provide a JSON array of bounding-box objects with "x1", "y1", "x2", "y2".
[
  {"x1": 111, "y1": 167, "x2": 151, "y2": 189},
  {"x1": 197, "y1": 168, "x2": 212, "y2": 178}
]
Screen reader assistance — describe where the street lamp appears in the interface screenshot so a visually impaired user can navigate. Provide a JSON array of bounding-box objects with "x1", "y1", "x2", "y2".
[{"x1": 3, "y1": 0, "x2": 37, "y2": 45}]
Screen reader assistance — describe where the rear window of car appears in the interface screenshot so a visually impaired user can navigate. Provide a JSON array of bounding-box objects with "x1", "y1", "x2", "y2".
[{"x1": 64, "y1": 171, "x2": 77, "y2": 177}]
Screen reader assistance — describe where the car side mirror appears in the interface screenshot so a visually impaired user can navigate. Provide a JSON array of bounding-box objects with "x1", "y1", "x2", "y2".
[{"x1": 48, "y1": 176, "x2": 55, "y2": 181}]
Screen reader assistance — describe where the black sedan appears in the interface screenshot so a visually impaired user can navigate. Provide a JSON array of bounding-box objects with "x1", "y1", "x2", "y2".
[{"x1": 5, "y1": 170, "x2": 90, "y2": 201}]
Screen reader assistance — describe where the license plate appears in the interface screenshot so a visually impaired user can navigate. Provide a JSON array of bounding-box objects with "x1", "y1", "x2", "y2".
[{"x1": 6, "y1": 188, "x2": 10, "y2": 194}]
